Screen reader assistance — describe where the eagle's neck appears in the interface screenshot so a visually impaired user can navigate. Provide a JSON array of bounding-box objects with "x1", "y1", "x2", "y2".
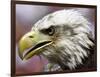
[{"x1": 43, "y1": 47, "x2": 96, "y2": 72}]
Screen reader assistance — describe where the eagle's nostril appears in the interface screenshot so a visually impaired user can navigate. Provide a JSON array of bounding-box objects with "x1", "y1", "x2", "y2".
[{"x1": 29, "y1": 35, "x2": 34, "y2": 38}]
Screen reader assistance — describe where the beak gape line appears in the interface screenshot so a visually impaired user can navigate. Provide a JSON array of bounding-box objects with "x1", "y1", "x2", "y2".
[
  {"x1": 24, "y1": 41, "x2": 52, "y2": 60},
  {"x1": 18, "y1": 31, "x2": 52, "y2": 60}
]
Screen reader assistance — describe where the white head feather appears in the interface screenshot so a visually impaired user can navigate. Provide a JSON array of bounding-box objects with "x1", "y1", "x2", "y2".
[{"x1": 32, "y1": 9, "x2": 94, "y2": 71}]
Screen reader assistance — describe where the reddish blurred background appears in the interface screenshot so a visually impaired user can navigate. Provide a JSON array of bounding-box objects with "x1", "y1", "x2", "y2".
[{"x1": 16, "y1": 4, "x2": 95, "y2": 75}]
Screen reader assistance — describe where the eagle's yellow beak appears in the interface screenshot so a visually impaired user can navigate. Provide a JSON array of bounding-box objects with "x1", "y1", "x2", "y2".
[{"x1": 18, "y1": 31, "x2": 52, "y2": 60}]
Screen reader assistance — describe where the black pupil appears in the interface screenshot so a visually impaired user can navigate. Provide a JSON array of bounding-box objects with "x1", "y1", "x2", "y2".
[{"x1": 47, "y1": 28, "x2": 53, "y2": 34}]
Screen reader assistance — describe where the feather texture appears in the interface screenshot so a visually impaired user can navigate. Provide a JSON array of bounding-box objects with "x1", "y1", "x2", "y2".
[{"x1": 32, "y1": 9, "x2": 95, "y2": 71}]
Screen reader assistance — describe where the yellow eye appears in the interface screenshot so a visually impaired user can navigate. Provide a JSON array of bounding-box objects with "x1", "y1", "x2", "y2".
[{"x1": 40, "y1": 26, "x2": 55, "y2": 36}]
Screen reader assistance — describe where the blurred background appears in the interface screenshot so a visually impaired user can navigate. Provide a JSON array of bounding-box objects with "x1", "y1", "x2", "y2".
[{"x1": 16, "y1": 4, "x2": 96, "y2": 75}]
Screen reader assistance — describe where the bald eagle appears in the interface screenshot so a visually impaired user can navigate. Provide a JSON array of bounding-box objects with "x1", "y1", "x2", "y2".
[{"x1": 18, "y1": 9, "x2": 95, "y2": 72}]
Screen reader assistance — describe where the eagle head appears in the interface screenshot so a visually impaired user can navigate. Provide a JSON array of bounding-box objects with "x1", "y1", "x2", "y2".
[{"x1": 18, "y1": 10, "x2": 94, "y2": 71}]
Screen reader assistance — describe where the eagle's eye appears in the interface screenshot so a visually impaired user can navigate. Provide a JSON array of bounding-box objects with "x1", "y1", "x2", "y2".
[{"x1": 40, "y1": 26, "x2": 55, "y2": 36}]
